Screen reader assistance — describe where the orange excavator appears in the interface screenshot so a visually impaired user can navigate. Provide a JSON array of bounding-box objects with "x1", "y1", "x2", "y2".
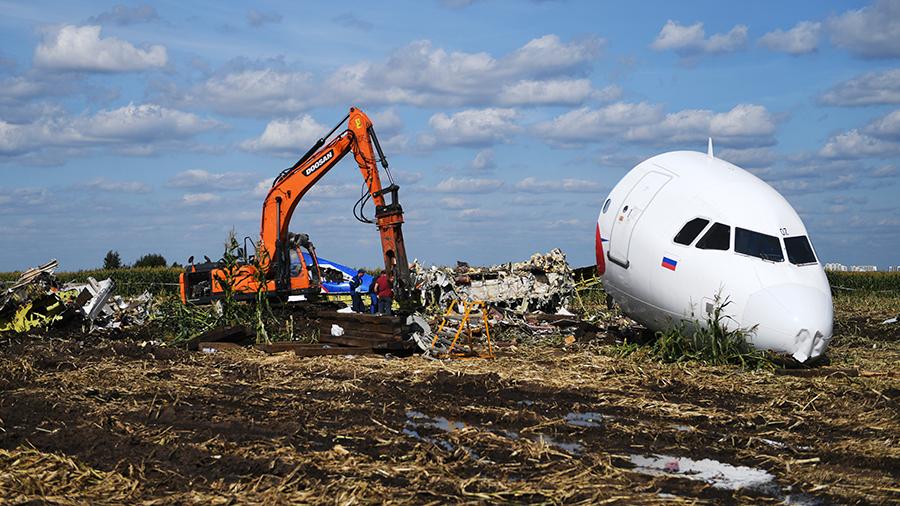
[{"x1": 179, "y1": 106, "x2": 412, "y2": 306}]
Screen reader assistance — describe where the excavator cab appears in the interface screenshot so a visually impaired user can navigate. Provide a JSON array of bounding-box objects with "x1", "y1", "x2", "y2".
[
  {"x1": 287, "y1": 233, "x2": 322, "y2": 293},
  {"x1": 179, "y1": 232, "x2": 324, "y2": 304}
]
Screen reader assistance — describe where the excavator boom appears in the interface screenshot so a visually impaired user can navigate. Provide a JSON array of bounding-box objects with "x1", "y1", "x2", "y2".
[{"x1": 180, "y1": 106, "x2": 413, "y2": 304}]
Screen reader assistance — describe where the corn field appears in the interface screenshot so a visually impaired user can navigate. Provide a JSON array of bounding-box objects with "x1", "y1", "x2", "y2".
[
  {"x1": 827, "y1": 271, "x2": 900, "y2": 293},
  {"x1": 0, "y1": 267, "x2": 181, "y2": 296}
]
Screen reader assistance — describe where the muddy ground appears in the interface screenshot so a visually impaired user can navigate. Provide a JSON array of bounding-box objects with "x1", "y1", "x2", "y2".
[{"x1": 1, "y1": 295, "x2": 898, "y2": 504}]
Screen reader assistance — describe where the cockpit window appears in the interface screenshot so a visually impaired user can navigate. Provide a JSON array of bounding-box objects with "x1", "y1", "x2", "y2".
[
  {"x1": 696, "y1": 222, "x2": 731, "y2": 250},
  {"x1": 784, "y1": 236, "x2": 817, "y2": 265},
  {"x1": 735, "y1": 228, "x2": 784, "y2": 262},
  {"x1": 674, "y1": 218, "x2": 710, "y2": 245},
  {"x1": 602, "y1": 198, "x2": 611, "y2": 213}
]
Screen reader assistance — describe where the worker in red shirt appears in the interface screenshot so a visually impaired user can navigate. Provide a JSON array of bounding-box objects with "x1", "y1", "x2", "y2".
[{"x1": 374, "y1": 269, "x2": 393, "y2": 315}]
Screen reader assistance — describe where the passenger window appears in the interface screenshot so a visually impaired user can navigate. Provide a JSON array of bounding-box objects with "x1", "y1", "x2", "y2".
[
  {"x1": 784, "y1": 236, "x2": 817, "y2": 265},
  {"x1": 735, "y1": 228, "x2": 784, "y2": 262},
  {"x1": 695, "y1": 223, "x2": 731, "y2": 250},
  {"x1": 674, "y1": 218, "x2": 710, "y2": 245}
]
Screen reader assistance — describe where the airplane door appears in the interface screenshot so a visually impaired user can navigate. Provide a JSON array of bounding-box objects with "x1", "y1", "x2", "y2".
[{"x1": 607, "y1": 170, "x2": 672, "y2": 268}]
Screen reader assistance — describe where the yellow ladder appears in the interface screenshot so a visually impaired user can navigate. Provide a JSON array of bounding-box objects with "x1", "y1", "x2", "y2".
[{"x1": 430, "y1": 300, "x2": 494, "y2": 359}]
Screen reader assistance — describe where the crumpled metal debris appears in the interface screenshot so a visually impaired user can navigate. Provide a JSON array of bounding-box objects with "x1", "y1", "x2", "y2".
[
  {"x1": 1, "y1": 260, "x2": 69, "y2": 333},
  {"x1": 1, "y1": 260, "x2": 152, "y2": 335},
  {"x1": 413, "y1": 249, "x2": 575, "y2": 314}
]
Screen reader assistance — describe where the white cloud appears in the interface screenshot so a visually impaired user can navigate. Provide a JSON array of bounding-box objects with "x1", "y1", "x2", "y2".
[
  {"x1": 252, "y1": 179, "x2": 272, "y2": 197},
  {"x1": 392, "y1": 169, "x2": 422, "y2": 185},
  {"x1": 759, "y1": 21, "x2": 821, "y2": 54},
  {"x1": 167, "y1": 169, "x2": 258, "y2": 191},
  {"x1": 499, "y1": 78, "x2": 594, "y2": 106},
  {"x1": 828, "y1": 0, "x2": 900, "y2": 59},
  {"x1": 864, "y1": 109, "x2": 900, "y2": 140},
  {"x1": 593, "y1": 84, "x2": 623, "y2": 102},
  {"x1": 369, "y1": 107, "x2": 404, "y2": 135},
  {"x1": 457, "y1": 208, "x2": 503, "y2": 221},
  {"x1": 79, "y1": 103, "x2": 218, "y2": 141},
  {"x1": 421, "y1": 108, "x2": 519, "y2": 147},
  {"x1": 0, "y1": 103, "x2": 218, "y2": 157},
  {"x1": 241, "y1": 114, "x2": 327, "y2": 153},
  {"x1": 709, "y1": 104, "x2": 777, "y2": 138},
  {"x1": 873, "y1": 165, "x2": 897, "y2": 177},
  {"x1": 324, "y1": 35, "x2": 602, "y2": 107},
  {"x1": 705, "y1": 25, "x2": 749, "y2": 53},
  {"x1": 181, "y1": 193, "x2": 222, "y2": 206},
  {"x1": 819, "y1": 68, "x2": 900, "y2": 106},
  {"x1": 0, "y1": 188, "x2": 50, "y2": 208},
  {"x1": 434, "y1": 177, "x2": 504, "y2": 193},
  {"x1": 471, "y1": 148, "x2": 495, "y2": 170},
  {"x1": 0, "y1": 75, "x2": 69, "y2": 102},
  {"x1": 819, "y1": 109, "x2": 900, "y2": 159},
  {"x1": 626, "y1": 104, "x2": 776, "y2": 147},
  {"x1": 651, "y1": 20, "x2": 748, "y2": 55},
  {"x1": 533, "y1": 102, "x2": 663, "y2": 143},
  {"x1": 184, "y1": 69, "x2": 316, "y2": 116},
  {"x1": 535, "y1": 103, "x2": 775, "y2": 148},
  {"x1": 82, "y1": 178, "x2": 150, "y2": 193},
  {"x1": 439, "y1": 197, "x2": 468, "y2": 209},
  {"x1": 515, "y1": 177, "x2": 605, "y2": 193},
  {"x1": 504, "y1": 34, "x2": 604, "y2": 76},
  {"x1": 820, "y1": 129, "x2": 900, "y2": 159},
  {"x1": 34, "y1": 25, "x2": 166, "y2": 72}
]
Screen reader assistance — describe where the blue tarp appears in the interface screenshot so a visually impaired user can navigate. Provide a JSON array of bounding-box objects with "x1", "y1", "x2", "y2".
[{"x1": 298, "y1": 253, "x2": 374, "y2": 294}]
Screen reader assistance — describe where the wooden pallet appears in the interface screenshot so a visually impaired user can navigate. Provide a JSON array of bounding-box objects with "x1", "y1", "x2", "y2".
[{"x1": 252, "y1": 311, "x2": 415, "y2": 357}]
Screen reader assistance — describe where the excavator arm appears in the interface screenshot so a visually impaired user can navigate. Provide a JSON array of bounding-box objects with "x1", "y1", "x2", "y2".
[{"x1": 260, "y1": 107, "x2": 412, "y2": 300}]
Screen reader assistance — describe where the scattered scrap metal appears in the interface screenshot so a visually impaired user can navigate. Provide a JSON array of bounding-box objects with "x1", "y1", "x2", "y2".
[
  {"x1": 0, "y1": 260, "x2": 151, "y2": 335},
  {"x1": 413, "y1": 249, "x2": 576, "y2": 314}
]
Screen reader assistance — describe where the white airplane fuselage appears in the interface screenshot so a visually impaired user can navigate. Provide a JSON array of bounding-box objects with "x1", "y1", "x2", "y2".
[{"x1": 596, "y1": 150, "x2": 833, "y2": 362}]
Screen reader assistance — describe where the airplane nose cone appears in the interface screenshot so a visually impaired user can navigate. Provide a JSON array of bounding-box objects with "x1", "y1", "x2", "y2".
[{"x1": 742, "y1": 284, "x2": 833, "y2": 362}]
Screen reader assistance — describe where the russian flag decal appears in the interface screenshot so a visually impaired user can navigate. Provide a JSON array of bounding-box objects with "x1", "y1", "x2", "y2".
[{"x1": 661, "y1": 256, "x2": 677, "y2": 271}]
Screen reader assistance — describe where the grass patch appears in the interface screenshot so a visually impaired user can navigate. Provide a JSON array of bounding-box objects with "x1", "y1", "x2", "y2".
[{"x1": 619, "y1": 294, "x2": 773, "y2": 370}]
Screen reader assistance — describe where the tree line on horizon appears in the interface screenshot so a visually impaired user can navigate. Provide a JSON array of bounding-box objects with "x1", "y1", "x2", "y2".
[{"x1": 103, "y1": 250, "x2": 180, "y2": 270}]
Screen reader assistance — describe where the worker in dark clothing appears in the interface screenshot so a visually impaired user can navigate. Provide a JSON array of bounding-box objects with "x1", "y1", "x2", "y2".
[
  {"x1": 349, "y1": 269, "x2": 366, "y2": 313},
  {"x1": 374, "y1": 270, "x2": 394, "y2": 315},
  {"x1": 368, "y1": 276, "x2": 378, "y2": 314}
]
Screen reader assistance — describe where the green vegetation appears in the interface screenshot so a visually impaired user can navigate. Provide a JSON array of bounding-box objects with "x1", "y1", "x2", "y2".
[
  {"x1": 103, "y1": 250, "x2": 122, "y2": 270},
  {"x1": 151, "y1": 232, "x2": 306, "y2": 346},
  {"x1": 0, "y1": 267, "x2": 181, "y2": 296},
  {"x1": 133, "y1": 253, "x2": 167, "y2": 268},
  {"x1": 827, "y1": 271, "x2": 900, "y2": 293},
  {"x1": 616, "y1": 293, "x2": 772, "y2": 369}
]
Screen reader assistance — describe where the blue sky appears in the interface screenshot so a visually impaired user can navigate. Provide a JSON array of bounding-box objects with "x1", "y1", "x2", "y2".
[{"x1": 1, "y1": 0, "x2": 898, "y2": 271}]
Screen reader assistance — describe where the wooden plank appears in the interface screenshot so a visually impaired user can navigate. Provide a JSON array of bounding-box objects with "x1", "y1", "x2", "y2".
[
  {"x1": 319, "y1": 322, "x2": 403, "y2": 334},
  {"x1": 318, "y1": 311, "x2": 402, "y2": 325},
  {"x1": 319, "y1": 335, "x2": 393, "y2": 348},
  {"x1": 319, "y1": 328, "x2": 402, "y2": 341}
]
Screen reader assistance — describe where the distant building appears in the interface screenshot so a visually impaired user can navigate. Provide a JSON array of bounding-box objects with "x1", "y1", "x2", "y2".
[
  {"x1": 887, "y1": 266, "x2": 900, "y2": 272},
  {"x1": 850, "y1": 265, "x2": 878, "y2": 272},
  {"x1": 824, "y1": 263, "x2": 848, "y2": 272}
]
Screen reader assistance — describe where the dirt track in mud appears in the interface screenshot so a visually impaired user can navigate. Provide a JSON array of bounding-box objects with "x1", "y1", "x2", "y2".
[{"x1": 1, "y1": 320, "x2": 898, "y2": 505}]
